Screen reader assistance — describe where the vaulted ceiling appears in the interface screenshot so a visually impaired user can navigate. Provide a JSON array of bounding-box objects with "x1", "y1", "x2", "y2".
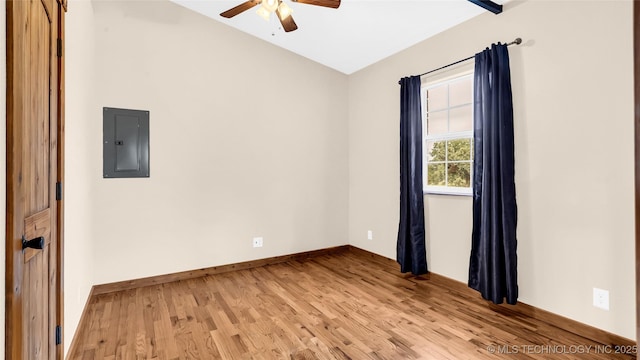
[{"x1": 170, "y1": 0, "x2": 507, "y2": 74}]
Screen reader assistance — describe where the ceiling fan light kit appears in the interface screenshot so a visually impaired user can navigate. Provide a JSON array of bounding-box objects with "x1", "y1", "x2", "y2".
[
  {"x1": 220, "y1": 0, "x2": 341, "y2": 33},
  {"x1": 256, "y1": 6, "x2": 271, "y2": 21},
  {"x1": 262, "y1": 0, "x2": 279, "y2": 13},
  {"x1": 277, "y1": 2, "x2": 293, "y2": 19}
]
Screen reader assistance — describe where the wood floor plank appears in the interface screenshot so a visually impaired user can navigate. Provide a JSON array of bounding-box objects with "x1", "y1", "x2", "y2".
[{"x1": 68, "y1": 250, "x2": 635, "y2": 359}]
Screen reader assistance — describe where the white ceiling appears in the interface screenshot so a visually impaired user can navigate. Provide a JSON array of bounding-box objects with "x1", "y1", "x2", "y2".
[{"x1": 170, "y1": 0, "x2": 504, "y2": 74}]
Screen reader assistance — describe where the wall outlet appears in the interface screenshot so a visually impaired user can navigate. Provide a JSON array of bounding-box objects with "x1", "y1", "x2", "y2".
[
  {"x1": 253, "y1": 237, "x2": 263, "y2": 248},
  {"x1": 367, "y1": 230, "x2": 373, "y2": 240},
  {"x1": 593, "y1": 288, "x2": 609, "y2": 311}
]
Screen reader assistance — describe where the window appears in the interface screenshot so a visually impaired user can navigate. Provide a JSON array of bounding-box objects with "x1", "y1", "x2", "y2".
[{"x1": 423, "y1": 74, "x2": 473, "y2": 195}]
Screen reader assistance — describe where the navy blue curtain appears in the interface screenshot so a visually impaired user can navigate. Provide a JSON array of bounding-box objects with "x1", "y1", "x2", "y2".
[
  {"x1": 397, "y1": 76, "x2": 427, "y2": 276},
  {"x1": 468, "y1": 44, "x2": 518, "y2": 304}
]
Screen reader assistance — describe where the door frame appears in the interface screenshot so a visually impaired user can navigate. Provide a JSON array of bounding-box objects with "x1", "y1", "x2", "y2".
[
  {"x1": 4, "y1": 0, "x2": 66, "y2": 358},
  {"x1": 55, "y1": 2, "x2": 67, "y2": 359},
  {"x1": 635, "y1": 1, "x2": 640, "y2": 358}
]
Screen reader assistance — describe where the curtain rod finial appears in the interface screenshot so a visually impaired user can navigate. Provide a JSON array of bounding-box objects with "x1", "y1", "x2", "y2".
[{"x1": 514, "y1": 38, "x2": 522, "y2": 44}]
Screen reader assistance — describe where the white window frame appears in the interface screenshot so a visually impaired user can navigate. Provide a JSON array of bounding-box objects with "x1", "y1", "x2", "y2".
[{"x1": 422, "y1": 73, "x2": 474, "y2": 196}]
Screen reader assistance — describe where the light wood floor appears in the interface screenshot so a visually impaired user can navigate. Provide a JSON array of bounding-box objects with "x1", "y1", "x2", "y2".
[{"x1": 68, "y1": 248, "x2": 634, "y2": 359}]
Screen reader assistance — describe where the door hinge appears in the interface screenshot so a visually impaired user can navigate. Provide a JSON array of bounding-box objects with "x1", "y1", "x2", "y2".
[
  {"x1": 56, "y1": 182, "x2": 62, "y2": 201},
  {"x1": 56, "y1": 38, "x2": 62, "y2": 58},
  {"x1": 55, "y1": 325, "x2": 62, "y2": 345}
]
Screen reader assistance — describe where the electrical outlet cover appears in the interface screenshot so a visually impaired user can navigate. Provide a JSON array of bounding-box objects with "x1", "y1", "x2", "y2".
[
  {"x1": 593, "y1": 288, "x2": 609, "y2": 311},
  {"x1": 253, "y1": 237, "x2": 263, "y2": 248}
]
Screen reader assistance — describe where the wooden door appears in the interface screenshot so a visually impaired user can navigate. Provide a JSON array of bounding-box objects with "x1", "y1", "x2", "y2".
[
  {"x1": 6, "y1": 0, "x2": 65, "y2": 358},
  {"x1": 635, "y1": 2, "x2": 640, "y2": 359}
]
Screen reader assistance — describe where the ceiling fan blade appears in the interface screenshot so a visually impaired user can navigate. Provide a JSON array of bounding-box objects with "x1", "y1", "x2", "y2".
[
  {"x1": 291, "y1": 0, "x2": 340, "y2": 9},
  {"x1": 220, "y1": 0, "x2": 260, "y2": 18},
  {"x1": 277, "y1": 11, "x2": 298, "y2": 32}
]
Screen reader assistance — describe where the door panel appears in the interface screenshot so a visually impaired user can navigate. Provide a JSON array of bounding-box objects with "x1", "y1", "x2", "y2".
[
  {"x1": 635, "y1": 3, "x2": 640, "y2": 358},
  {"x1": 24, "y1": 209, "x2": 52, "y2": 263},
  {"x1": 22, "y1": 0, "x2": 54, "y2": 358},
  {"x1": 26, "y1": 0, "x2": 51, "y2": 215},
  {"x1": 6, "y1": 0, "x2": 63, "y2": 358}
]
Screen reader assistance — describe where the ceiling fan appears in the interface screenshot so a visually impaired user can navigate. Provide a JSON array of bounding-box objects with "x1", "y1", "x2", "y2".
[{"x1": 220, "y1": 0, "x2": 341, "y2": 33}]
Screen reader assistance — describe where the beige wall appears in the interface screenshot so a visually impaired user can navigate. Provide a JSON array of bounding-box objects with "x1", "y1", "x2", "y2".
[
  {"x1": 348, "y1": 0, "x2": 634, "y2": 339},
  {"x1": 79, "y1": 1, "x2": 349, "y2": 284},
  {"x1": 65, "y1": 0, "x2": 97, "y2": 353},
  {"x1": 63, "y1": 0, "x2": 349, "y2": 350}
]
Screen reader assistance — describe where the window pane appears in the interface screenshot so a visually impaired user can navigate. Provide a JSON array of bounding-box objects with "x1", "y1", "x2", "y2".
[
  {"x1": 447, "y1": 138, "x2": 471, "y2": 161},
  {"x1": 427, "y1": 85, "x2": 447, "y2": 112},
  {"x1": 427, "y1": 110, "x2": 447, "y2": 135},
  {"x1": 449, "y1": 77, "x2": 472, "y2": 107},
  {"x1": 427, "y1": 140, "x2": 446, "y2": 162},
  {"x1": 447, "y1": 162, "x2": 471, "y2": 188},
  {"x1": 428, "y1": 163, "x2": 446, "y2": 186},
  {"x1": 471, "y1": 138, "x2": 474, "y2": 160},
  {"x1": 449, "y1": 105, "x2": 472, "y2": 132},
  {"x1": 422, "y1": 74, "x2": 475, "y2": 194}
]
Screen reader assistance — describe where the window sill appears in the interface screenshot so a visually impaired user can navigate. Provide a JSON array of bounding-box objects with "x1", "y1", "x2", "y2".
[{"x1": 424, "y1": 190, "x2": 472, "y2": 197}]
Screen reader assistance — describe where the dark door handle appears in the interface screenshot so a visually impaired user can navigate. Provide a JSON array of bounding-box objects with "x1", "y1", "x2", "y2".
[{"x1": 22, "y1": 236, "x2": 44, "y2": 250}]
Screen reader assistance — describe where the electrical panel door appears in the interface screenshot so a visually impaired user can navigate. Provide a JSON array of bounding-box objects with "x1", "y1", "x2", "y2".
[{"x1": 103, "y1": 107, "x2": 150, "y2": 178}]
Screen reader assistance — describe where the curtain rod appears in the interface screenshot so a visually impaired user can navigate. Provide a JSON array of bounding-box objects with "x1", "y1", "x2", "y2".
[{"x1": 398, "y1": 38, "x2": 522, "y2": 84}]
